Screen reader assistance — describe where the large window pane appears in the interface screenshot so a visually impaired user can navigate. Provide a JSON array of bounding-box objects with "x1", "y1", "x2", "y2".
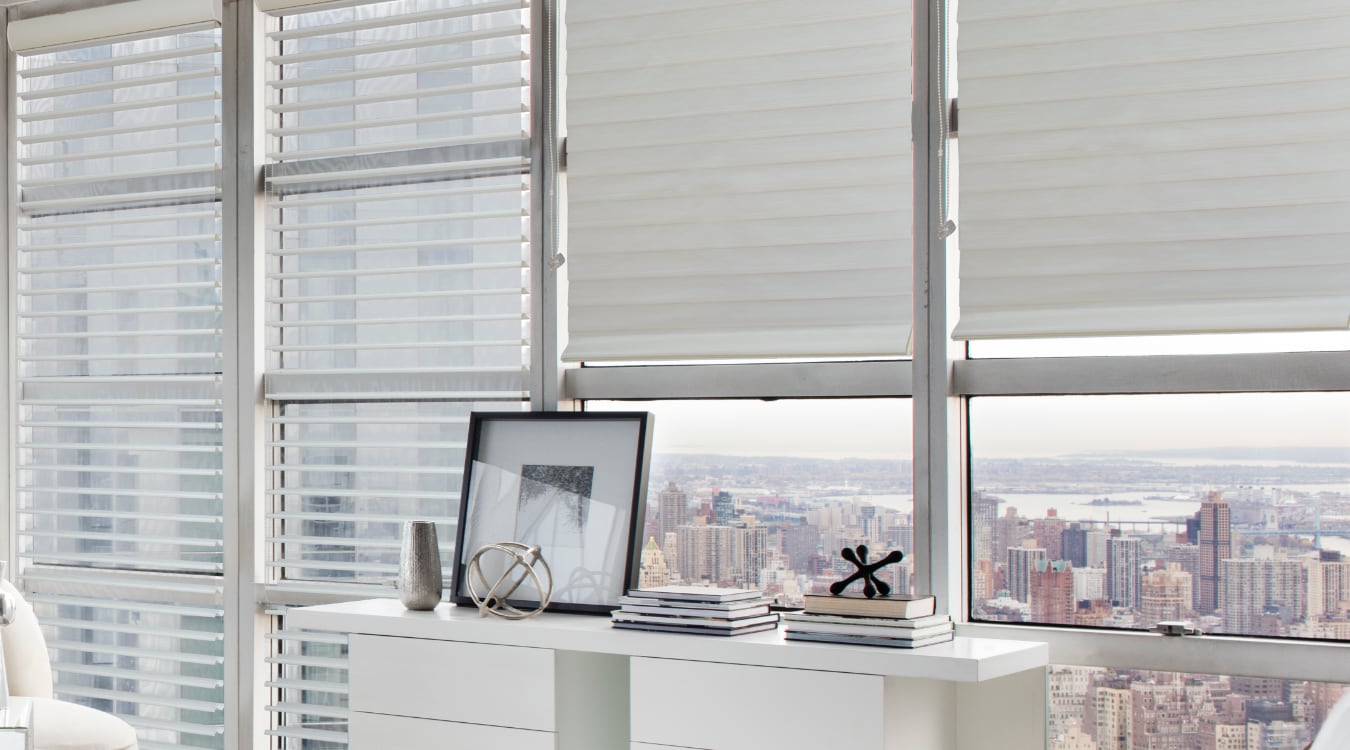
[
  {"x1": 1047, "y1": 665, "x2": 1345, "y2": 750},
  {"x1": 589, "y1": 399, "x2": 912, "y2": 605},
  {"x1": 970, "y1": 394, "x2": 1350, "y2": 640}
]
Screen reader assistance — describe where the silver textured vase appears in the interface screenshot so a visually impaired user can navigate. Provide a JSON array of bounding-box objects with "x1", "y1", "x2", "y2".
[{"x1": 398, "y1": 521, "x2": 443, "y2": 610}]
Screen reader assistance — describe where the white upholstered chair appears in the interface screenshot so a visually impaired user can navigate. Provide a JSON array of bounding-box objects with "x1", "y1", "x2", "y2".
[
  {"x1": 0, "y1": 579, "x2": 139, "y2": 750},
  {"x1": 1310, "y1": 691, "x2": 1350, "y2": 750}
]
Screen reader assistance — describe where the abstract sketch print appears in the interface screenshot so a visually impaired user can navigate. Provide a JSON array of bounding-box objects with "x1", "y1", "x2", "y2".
[{"x1": 517, "y1": 464, "x2": 595, "y2": 549}]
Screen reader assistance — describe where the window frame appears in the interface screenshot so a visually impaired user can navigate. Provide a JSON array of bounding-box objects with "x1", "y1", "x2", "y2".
[{"x1": 0, "y1": 1, "x2": 1344, "y2": 750}]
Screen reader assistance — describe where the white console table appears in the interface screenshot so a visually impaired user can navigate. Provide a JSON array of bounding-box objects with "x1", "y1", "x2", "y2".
[{"x1": 290, "y1": 599, "x2": 1048, "y2": 750}]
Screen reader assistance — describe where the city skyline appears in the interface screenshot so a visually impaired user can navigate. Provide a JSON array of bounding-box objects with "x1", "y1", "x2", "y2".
[{"x1": 636, "y1": 448, "x2": 1349, "y2": 750}]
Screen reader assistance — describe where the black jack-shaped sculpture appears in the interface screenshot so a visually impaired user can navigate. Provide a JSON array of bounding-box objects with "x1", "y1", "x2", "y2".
[{"x1": 829, "y1": 544, "x2": 904, "y2": 598}]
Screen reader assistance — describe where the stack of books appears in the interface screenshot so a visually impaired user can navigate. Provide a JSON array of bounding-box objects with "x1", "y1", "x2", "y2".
[
  {"x1": 783, "y1": 593, "x2": 952, "y2": 648},
  {"x1": 611, "y1": 585, "x2": 780, "y2": 636}
]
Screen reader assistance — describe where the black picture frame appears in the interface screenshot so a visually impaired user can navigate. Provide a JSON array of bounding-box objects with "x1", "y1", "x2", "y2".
[{"x1": 451, "y1": 411, "x2": 654, "y2": 615}]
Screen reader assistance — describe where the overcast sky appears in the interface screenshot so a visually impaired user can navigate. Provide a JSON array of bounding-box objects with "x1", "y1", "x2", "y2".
[{"x1": 593, "y1": 392, "x2": 1350, "y2": 462}]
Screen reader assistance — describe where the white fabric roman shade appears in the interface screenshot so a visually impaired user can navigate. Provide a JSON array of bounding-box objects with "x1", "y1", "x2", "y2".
[
  {"x1": 563, "y1": 0, "x2": 913, "y2": 362},
  {"x1": 954, "y1": 0, "x2": 1350, "y2": 340}
]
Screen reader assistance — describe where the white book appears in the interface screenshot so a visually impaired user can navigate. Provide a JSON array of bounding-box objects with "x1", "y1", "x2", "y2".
[
  {"x1": 784, "y1": 619, "x2": 953, "y2": 639},
  {"x1": 780, "y1": 612, "x2": 952, "y2": 629},
  {"x1": 619, "y1": 595, "x2": 774, "y2": 612},
  {"x1": 619, "y1": 603, "x2": 772, "y2": 619},
  {"x1": 786, "y1": 631, "x2": 955, "y2": 649},
  {"x1": 627, "y1": 586, "x2": 763, "y2": 603},
  {"x1": 610, "y1": 611, "x2": 780, "y2": 630}
]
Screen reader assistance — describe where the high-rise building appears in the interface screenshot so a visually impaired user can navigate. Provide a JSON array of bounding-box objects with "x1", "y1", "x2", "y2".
[
  {"x1": 1221, "y1": 557, "x2": 1306, "y2": 636},
  {"x1": 1091, "y1": 681, "x2": 1133, "y2": 750},
  {"x1": 1166, "y1": 544, "x2": 1202, "y2": 611},
  {"x1": 676, "y1": 522, "x2": 734, "y2": 585},
  {"x1": 661, "y1": 532, "x2": 679, "y2": 583},
  {"x1": 1008, "y1": 544, "x2": 1048, "y2": 603},
  {"x1": 1140, "y1": 563, "x2": 1193, "y2": 629},
  {"x1": 1130, "y1": 677, "x2": 1200, "y2": 750},
  {"x1": 1199, "y1": 718, "x2": 1248, "y2": 750},
  {"x1": 656, "y1": 482, "x2": 689, "y2": 553},
  {"x1": 1317, "y1": 552, "x2": 1350, "y2": 617},
  {"x1": 972, "y1": 491, "x2": 1000, "y2": 565},
  {"x1": 1048, "y1": 666, "x2": 1099, "y2": 741},
  {"x1": 1074, "y1": 566, "x2": 1107, "y2": 604},
  {"x1": 779, "y1": 521, "x2": 821, "y2": 574},
  {"x1": 1031, "y1": 559, "x2": 1075, "y2": 625},
  {"x1": 1051, "y1": 717, "x2": 1098, "y2": 750},
  {"x1": 730, "y1": 522, "x2": 770, "y2": 589},
  {"x1": 638, "y1": 536, "x2": 671, "y2": 589},
  {"x1": 1062, "y1": 525, "x2": 1089, "y2": 569},
  {"x1": 1107, "y1": 536, "x2": 1144, "y2": 610},
  {"x1": 995, "y1": 507, "x2": 1030, "y2": 575},
  {"x1": 712, "y1": 490, "x2": 736, "y2": 526},
  {"x1": 1198, "y1": 492, "x2": 1233, "y2": 614},
  {"x1": 1086, "y1": 529, "x2": 1110, "y2": 568},
  {"x1": 1033, "y1": 511, "x2": 1067, "y2": 562}
]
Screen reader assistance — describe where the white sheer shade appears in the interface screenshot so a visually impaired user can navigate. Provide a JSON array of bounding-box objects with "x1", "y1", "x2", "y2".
[
  {"x1": 954, "y1": 0, "x2": 1350, "y2": 340},
  {"x1": 563, "y1": 0, "x2": 914, "y2": 362},
  {"x1": 7, "y1": 0, "x2": 221, "y2": 52}
]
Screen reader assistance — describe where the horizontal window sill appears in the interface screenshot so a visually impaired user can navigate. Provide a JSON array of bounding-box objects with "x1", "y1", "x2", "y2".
[{"x1": 957, "y1": 621, "x2": 1350, "y2": 683}]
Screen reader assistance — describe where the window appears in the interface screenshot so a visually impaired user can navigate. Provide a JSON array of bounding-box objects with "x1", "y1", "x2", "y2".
[
  {"x1": 969, "y1": 394, "x2": 1350, "y2": 641},
  {"x1": 952, "y1": 1, "x2": 1350, "y2": 747},
  {"x1": 13, "y1": 14, "x2": 227, "y2": 746},
  {"x1": 262, "y1": 0, "x2": 534, "y2": 589},
  {"x1": 562, "y1": 0, "x2": 919, "y2": 608},
  {"x1": 259, "y1": 0, "x2": 537, "y2": 745},
  {"x1": 589, "y1": 399, "x2": 913, "y2": 603}
]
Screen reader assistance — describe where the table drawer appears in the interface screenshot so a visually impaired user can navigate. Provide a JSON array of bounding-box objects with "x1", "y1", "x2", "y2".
[
  {"x1": 631, "y1": 657, "x2": 882, "y2": 750},
  {"x1": 351, "y1": 711, "x2": 554, "y2": 750},
  {"x1": 350, "y1": 634, "x2": 555, "y2": 731}
]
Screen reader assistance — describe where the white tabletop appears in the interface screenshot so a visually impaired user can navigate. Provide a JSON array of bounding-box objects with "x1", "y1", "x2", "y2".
[
  {"x1": 291, "y1": 598, "x2": 1048, "y2": 683},
  {"x1": 0, "y1": 698, "x2": 30, "y2": 730}
]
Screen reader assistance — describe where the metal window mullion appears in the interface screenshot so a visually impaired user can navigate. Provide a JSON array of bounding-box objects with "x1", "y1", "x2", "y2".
[
  {"x1": 2, "y1": 4, "x2": 14, "y2": 605},
  {"x1": 226, "y1": 3, "x2": 267, "y2": 750},
  {"x1": 911, "y1": 0, "x2": 962, "y2": 616}
]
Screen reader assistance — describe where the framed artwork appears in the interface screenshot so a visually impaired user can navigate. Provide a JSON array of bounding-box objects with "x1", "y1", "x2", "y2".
[{"x1": 451, "y1": 411, "x2": 654, "y2": 614}]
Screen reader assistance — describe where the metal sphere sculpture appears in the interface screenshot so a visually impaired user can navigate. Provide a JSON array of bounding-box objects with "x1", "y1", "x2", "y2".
[{"x1": 466, "y1": 542, "x2": 553, "y2": 619}]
